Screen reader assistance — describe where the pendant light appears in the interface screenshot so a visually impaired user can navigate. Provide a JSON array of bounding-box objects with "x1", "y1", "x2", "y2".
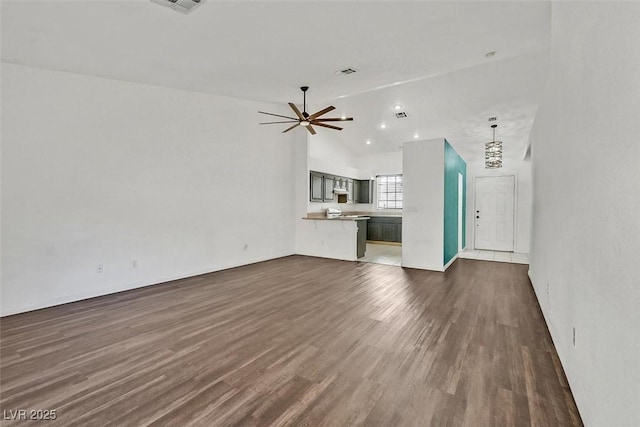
[{"x1": 485, "y1": 124, "x2": 503, "y2": 169}]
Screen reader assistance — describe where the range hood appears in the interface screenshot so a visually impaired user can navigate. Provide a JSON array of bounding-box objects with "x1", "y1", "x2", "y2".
[{"x1": 333, "y1": 187, "x2": 349, "y2": 195}]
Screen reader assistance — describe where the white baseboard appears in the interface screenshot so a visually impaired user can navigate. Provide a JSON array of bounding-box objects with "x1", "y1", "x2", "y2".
[{"x1": 444, "y1": 253, "x2": 459, "y2": 271}]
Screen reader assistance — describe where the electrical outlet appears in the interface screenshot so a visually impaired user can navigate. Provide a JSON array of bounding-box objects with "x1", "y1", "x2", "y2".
[
  {"x1": 572, "y1": 327, "x2": 577, "y2": 347},
  {"x1": 547, "y1": 282, "x2": 550, "y2": 296},
  {"x1": 132, "y1": 260, "x2": 138, "y2": 269},
  {"x1": 96, "y1": 264, "x2": 104, "y2": 274},
  {"x1": 243, "y1": 244, "x2": 248, "y2": 251}
]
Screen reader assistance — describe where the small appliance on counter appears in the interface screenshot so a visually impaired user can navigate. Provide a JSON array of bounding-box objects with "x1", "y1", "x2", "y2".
[{"x1": 326, "y1": 207, "x2": 342, "y2": 218}]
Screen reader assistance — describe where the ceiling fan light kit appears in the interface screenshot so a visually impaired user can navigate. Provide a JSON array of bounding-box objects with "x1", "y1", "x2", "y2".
[
  {"x1": 258, "y1": 86, "x2": 353, "y2": 135},
  {"x1": 485, "y1": 124, "x2": 503, "y2": 169}
]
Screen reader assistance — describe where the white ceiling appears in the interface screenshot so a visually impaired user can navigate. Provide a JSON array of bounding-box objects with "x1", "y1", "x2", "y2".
[{"x1": 1, "y1": 0, "x2": 551, "y2": 166}]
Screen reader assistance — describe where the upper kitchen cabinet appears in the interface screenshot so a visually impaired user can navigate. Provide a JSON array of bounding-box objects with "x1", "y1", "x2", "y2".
[
  {"x1": 358, "y1": 180, "x2": 373, "y2": 204},
  {"x1": 309, "y1": 171, "x2": 373, "y2": 204},
  {"x1": 310, "y1": 172, "x2": 324, "y2": 202},
  {"x1": 354, "y1": 180, "x2": 361, "y2": 203},
  {"x1": 323, "y1": 175, "x2": 335, "y2": 201},
  {"x1": 347, "y1": 179, "x2": 354, "y2": 202}
]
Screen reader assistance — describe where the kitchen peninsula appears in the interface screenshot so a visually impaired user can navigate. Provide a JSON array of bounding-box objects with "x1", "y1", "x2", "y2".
[
  {"x1": 301, "y1": 212, "x2": 370, "y2": 259},
  {"x1": 300, "y1": 211, "x2": 402, "y2": 261}
]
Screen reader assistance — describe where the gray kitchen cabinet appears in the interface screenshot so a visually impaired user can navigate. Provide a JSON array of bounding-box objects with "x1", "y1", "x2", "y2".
[
  {"x1": 323, "y1": 176, "x2": 335, "y2": 201},
  {"x1": 358, "y1": 180, "x2": 373, "y2": 204},
  {"x1": 310, "y1": 172, "x2": 324, "y2": 202},
  {"x1": 310, "y1": 171, "x2": 372, "y2": 204},
  {"x1": 383, "y1": 224, "x2": 397, "y2": 242},
  {"x1": 367, "y1": 216, "x2": 402, "y2": 242},
  {"x1": 354, "y1": 180, "x2": 361, "y2": 203},
  {"x1": 367, "y1": 222, "x2": 383, "y2": 241}
]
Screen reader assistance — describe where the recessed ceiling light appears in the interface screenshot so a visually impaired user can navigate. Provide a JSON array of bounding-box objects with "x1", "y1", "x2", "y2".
[
  {"x1": 394, "y1": 104, "x2": 403, "y2": 110},
  {"x1": 485, "y1": 51, "x2": 496, "y2": 58},
  {"x1": 414, "y1": 133, "x2": 419, "y2": 139},
  {"x1": 366, "y1": 140, "x2": 372, "y2": 145},
  {"x1": 380, "y1": 123, "x2": 386, "y2": 129}
]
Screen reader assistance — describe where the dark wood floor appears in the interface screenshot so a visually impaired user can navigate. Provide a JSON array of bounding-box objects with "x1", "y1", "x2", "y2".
[{"x1": 0, "y1": 256, "x2": 581, "y2": 426}]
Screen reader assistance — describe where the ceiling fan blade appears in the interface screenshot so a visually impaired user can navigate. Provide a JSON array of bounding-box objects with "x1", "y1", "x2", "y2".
[
  {"x1": 258, "y1": 111, "x2": 298, "y2": 120},
  {"x1": 288, "y1": 103, "x2": 305, "y2": 120},
  {"x1": 308, "y1": 106, "x2": 335, "y2": 120},
  {"x1": 259, "y1": 120, "x2": 299, "y2": 124},
  {"x1": 312, "y1": 122, "x2": 343, "y2": 131},
  {"x1": 306, "y1": 125, "x2": 317, "y2": 135},
  {"x1": 313, "y1": 117, "x2": 354, "y2": 122},
  {"x1": 282, "y1": 123, "x2": 300, "y2": 133}
]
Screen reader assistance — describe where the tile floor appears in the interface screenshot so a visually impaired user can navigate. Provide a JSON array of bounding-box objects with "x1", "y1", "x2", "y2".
[
  {"x1": 458, "y1": 248, "x2": 530, "y2": 264},
  {"x1": 358, "y1": 243, "x2": 402, "y2": 266},
  {"x1": 358, "y1": 244, "x2": 530, "y2": 266}
]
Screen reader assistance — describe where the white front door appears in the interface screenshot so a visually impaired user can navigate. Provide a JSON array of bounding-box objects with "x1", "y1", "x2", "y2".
[{"x1": 474, "y1": 176, "x2": 515, "y2": 251}]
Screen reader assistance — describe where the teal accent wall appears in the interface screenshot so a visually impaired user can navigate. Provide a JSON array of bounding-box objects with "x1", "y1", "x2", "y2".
[{"x1": 443, "y1": 140, "x2": 467, "y2": 266}]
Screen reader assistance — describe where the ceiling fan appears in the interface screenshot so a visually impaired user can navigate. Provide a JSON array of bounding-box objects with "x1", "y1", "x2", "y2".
[{"x1": 258, "y1": 86, "x2": 353, "y2": 135}]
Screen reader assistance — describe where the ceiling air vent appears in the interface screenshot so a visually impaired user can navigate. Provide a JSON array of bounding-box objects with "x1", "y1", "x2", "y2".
[
  {"x1": 339, "y1": 68, "x2": 357, "y2": 75},
  {"x1": 151, "y1": 0, "x2": 204, "y2": 14},
  {"x1": 395, "y1": 111, "x2": 408, "y2": 118}
]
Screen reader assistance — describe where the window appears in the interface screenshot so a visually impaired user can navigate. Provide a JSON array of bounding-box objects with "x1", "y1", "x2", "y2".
[{"x1": 376, "y1": 175, "x2": 403, "y2": 209}]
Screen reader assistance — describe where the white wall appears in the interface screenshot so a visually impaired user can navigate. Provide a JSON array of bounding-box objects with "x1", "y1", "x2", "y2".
[
  {"x1": 1, "y1": 62, "x2": 296, "y2": 316},
  {"x1": 402, "y1": 139, "x2": 444, "y2": 271},
  {"x1": 308, "y1": 131, "x2": 355, "y2": 169},
  {"x1": 466, "y1": 161, "x2": 531, "y2": 253},
  {"x1": 529, "y1": 3, "x2": 640, "y2": 426},
  {"x1": 352, "y1": 151, "x2": 403, "y2": 177}
]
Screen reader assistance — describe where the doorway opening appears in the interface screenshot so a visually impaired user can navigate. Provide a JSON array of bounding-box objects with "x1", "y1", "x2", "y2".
[{"x1": 358, "y1": 216, "x2": 402, "y2": 266}]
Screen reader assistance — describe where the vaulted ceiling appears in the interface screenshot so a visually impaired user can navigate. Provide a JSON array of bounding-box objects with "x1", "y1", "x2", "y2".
[{"x1": 2, "y1": 0, "x2": 551, "y2": 166}]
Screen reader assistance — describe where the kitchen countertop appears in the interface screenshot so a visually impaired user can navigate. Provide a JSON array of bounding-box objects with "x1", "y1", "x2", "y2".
[
  {"x1": 304, "y1": 211, "x2": 401, "y2": 220},
  {"x1": 345, "y1": 211, "x2": 402, "y2": 218},
  {"x1": 303, "y1": 214, "x2": 370, "y2": 221},
  {"x1": 364, "y1": 214, "x2": 402, "y2": 218}
]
